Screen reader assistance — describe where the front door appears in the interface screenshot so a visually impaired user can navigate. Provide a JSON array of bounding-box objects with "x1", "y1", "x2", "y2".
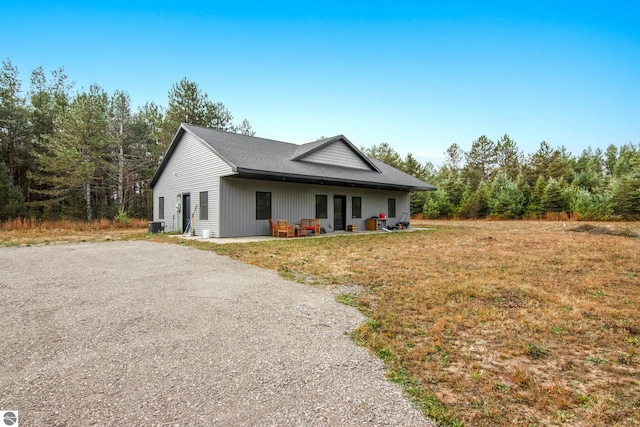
[
  {"x1": 182, "y1": 193, "x2": 191, "y2": 233},
  {"x1": 334, "y1": 195, "x2": 346, "y2": 231}
]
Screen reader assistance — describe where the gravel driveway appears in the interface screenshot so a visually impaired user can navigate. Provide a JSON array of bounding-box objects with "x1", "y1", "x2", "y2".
[{"x1": 0, "y1": 241, "x2": 432, "y2": 426}]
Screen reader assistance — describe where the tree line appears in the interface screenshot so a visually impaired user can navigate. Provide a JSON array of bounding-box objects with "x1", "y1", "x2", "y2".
[
  {"x1": 363, "y1": 133, "x2": 640, "y2": 221},
  {"x1": 2, "y1": 58, "x2": 638, "y2": 223},
  {"x1": 0, "y1": 58, "x2": 254, "y2": 222}
]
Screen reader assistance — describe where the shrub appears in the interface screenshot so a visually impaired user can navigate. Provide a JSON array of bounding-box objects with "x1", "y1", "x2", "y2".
[{"x1": 114, "y1": 211, "x2": 131, "y2": 226}]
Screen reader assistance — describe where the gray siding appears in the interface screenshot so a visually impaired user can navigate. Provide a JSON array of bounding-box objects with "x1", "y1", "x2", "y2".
[
  {"x1": 302, "y1": 141, "x2": 371, "y2": 170},
  {"x1": 153, "y1": 132, "x2": 233, "y2": 236},
  {"x1": 219, "y1": 177, "x2": 409, "y2": 237}
]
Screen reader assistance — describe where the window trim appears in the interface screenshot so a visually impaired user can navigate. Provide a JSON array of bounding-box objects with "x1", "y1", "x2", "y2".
[
  {"x1": 388, "y1": 198, "x2": 396, "y2": 218},
  {"x1": 158, "y1": 196, "x2": 165, "y2": 220},
  {"x1": 199, "y1": 191, "x2": 209, "y2": 220},
  {"x1": 352, "y1": 196, "x2": 362, "y2": 218},
  {"x1": 316, "y1": 194, "x2": 328, "y2": 219},
  {"x1": 256, "y1": 191, "x2": 271, "y2": 220}
]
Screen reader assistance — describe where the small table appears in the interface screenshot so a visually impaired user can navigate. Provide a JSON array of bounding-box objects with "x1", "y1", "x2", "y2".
[
  {"x1": 365, "y1": 218, "x2": 387, "y2": 231},
  {"x1": 295, "y1": 225, "x2": 307, "y2": 237}
]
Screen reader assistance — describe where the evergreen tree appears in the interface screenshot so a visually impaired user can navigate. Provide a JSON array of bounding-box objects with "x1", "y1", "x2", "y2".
[
  {"x1": 108, "y1": 90, "x2": 132, "y2": 214},
  {"x1": 0, "y1": 59, "x2": 32, "y2": 191},
  {"x1": 439, "y1": 175, "x2": 468, "y2": 215},
  {"x1": 541, "y1": 178, "x2": 566, "y2": 213},
  {"x1": 570, "y1": 188, "x2": 614, "y2": 220},
  {"x1": 161, "y1": 77, "x2": 254, "y2": 145},
  {"x1": 123, "y1": 111, "x2": 162, "y2": 218},
  {"x1": 488, "y1": 172, "x2": 525, "y2": 219},
  {"x1": 524, "y1": 141, "x2": 572, "y2": 186},
  {"x1": 0, "y1": 161, "x2": 26, "y2": 220},
  {"x1": 423, "y1": 188, "x2": 452, "y2": 219},
  {"x1": 458, "y1": 181, "x2": 490, "y2": 219},
  {"x1": 464, "y1": 135, "x2": 497, "y2": 188},
  {"x1": 612, "y1": 143, "x2": 640, "y2": 177},
  {"x1": 610, "y1": 174, "x2": 640, "y2": 219},
  {"x1": 137, "y1": 102, "x2": 167, "y2": 164},
  {"x1": 410, "y1": 191, "x2": 428, "y2": 216},
  {"x1": 34, "y1": 84, "x2": 111, "y2": 221},
  {"x1": 604, "y1": 144, "x2": 618, "y2": 176},
  {"x1": 495, "y1": 134, "x2": 522, "y2": 180},
  {"x1": 443, "y1": 142, "x2": 465, "y2": 174},
  {"x1": 403, "y1": 152, "x2": 431, "y2": 181},
  {"x1": 571, "y1": 147, "x2": 604, "y2": 191},
  {"x1": 362, "y1": 142, "x2": 403, "y2": 169},
  {"x1": 527, "y1": 175, "x2": 547, "y2": 216},
  {"x1": 28, "y1": 65, "x2": 73, "y2": 213}
]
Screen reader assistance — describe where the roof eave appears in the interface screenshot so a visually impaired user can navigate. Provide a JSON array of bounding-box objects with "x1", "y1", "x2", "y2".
[{"x1": 233, "y1": 168, "x2": 435, "y2": 192}]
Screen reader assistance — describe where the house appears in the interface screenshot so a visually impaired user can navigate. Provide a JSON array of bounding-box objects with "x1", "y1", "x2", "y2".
[{"x1": 149, "y1": 124, "x2": 436, "y2": 238}]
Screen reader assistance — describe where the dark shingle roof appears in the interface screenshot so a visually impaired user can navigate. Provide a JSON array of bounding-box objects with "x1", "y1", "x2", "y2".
[{"x1": 150, "y1": 124, "x2": 436, "y2": 191}]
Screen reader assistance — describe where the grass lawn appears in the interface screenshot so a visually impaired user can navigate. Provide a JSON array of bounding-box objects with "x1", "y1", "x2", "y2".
[
  {"x1": 3, "y1": 219, "x2": 639, "y2": 425},
  {"x1": 180, "y1": 220, "x2": 640, "y2": 426}
]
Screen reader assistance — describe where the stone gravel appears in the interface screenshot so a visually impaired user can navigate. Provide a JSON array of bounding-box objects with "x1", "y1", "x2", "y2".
[{"x1": 0, "y1": 241, "x2": 433, "y2": 426}]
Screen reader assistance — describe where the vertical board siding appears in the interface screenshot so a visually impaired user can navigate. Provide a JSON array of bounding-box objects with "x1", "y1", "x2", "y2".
[
  {"x1": 220, "y1": 177, "x2": 410, "y2": 237},
  {"x1": 302, "y1": 141, "x2": 371, "y2": 170},
  {"x1": 153, "y1": 132, "x2": 233, "y2": 236}
]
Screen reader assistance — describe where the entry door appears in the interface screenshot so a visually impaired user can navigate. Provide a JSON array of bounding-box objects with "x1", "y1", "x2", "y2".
[
  {"x1": 182, "y1": 193, "x2": 191, "y2": 233},
  {"x1": 334, "y1": 195, "x2": 346, "y2": 231}
]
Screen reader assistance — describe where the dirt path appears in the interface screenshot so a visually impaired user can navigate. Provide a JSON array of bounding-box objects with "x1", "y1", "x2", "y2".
[{"x1": 0, "y1": 241, "x2": 431, "y2": 426}]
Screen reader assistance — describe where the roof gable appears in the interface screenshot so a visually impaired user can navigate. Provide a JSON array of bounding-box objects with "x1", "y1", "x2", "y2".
[
  {"x1": 150, "y1": 124, "x2": 436, "y2": 192},
  {"x1": 292, "y1": 136, "x2": 380, "y2": 172}
]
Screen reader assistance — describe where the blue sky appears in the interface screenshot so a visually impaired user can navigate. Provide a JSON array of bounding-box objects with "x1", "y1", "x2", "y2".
[{"x1": 3, "y1": 1, "x2": 639, "y2": 165}]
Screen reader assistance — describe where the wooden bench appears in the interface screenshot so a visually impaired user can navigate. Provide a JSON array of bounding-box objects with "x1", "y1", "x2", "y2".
[{"x1": 300, "y1": 218, "x2": 321, "y2": 234}]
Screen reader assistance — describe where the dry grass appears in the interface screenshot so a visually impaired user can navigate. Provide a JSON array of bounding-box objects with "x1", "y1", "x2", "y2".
[
  {"x1": 188, "y1": 220, "x2": 640, "y2": 426},
  {"x1": 3, "y1": 219, "x2": 639, "y2": 425},
  {"x1": 0, "y1": 218, "x2": 149, "y2": 246}
]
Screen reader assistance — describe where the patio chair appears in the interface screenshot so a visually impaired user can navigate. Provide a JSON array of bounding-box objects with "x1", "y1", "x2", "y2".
[
  {"x1": 276, "y1": 219, "x2": 295, "y2": 238},
  {"x1": 268, "y1": 218, "x2": 278, "y2": 237}
]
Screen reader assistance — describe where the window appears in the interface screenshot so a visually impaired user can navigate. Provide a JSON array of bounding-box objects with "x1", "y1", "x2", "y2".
[
  {"x1": 256, "y1": 192, "x2": 271, "y2": 220},
  {"x1": 159, "y1": 197, "x2": 165, "y2": 219},
  {"x1": 199, "y1": 191, "x2": 209, "y2": 220},
  {"x1": 316, "y1": 195, "x2": 328, "y2": 219},
  {"x1": 352, "y1": 197, "x2": 362, "y2": 218},
  {"x1": 388, "y1": 198, "x2": 396, "y2": 218}
]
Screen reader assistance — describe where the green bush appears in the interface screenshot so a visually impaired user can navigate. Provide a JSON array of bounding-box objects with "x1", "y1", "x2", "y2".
[{"x1": 114, "y1": 211, "x2": 131, "y2": 225}]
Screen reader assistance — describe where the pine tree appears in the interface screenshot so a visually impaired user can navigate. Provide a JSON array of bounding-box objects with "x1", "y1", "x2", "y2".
[
  {"x1": 161, "y1": 77, "x2": 253, "y2": 145},
  {"x1": 488, "y1": 172, "x2": 525, "y2": 219},
  {"x1": 464, "y1": 135, "x2": 497, "y2": 188},
  {"x1": 495, "y1": 134, "x2": 522, "y2": 180},
  {"x1": 610, "y1": 175, "x2": 640, "y2": 220},
  {"x1": 0, "y1": 161, "x2": 26, "y2": 220},
  {"x1": 34, "y1": 84, "x2": 111, "y2": 221},
  {"x1": 541, "y1": 178, "x2": 565, "y2": 213},
  {"x1": 0, "y1": 59, "x2": 32, "y2": 192},
  {"x1": 28, "y1": 65, "x2": 73, "y2": 214},
  {"x1": 108, "y1": 90, "x2": 131, "y2": 214},
  {"x1": 527, "y1": 175, "x2": 547, "y2": 216}
]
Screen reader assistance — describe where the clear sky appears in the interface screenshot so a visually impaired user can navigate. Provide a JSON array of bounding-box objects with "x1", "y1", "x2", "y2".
[{"x1": 3, "y1": 1, "x2": 639, "y2": 165}]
